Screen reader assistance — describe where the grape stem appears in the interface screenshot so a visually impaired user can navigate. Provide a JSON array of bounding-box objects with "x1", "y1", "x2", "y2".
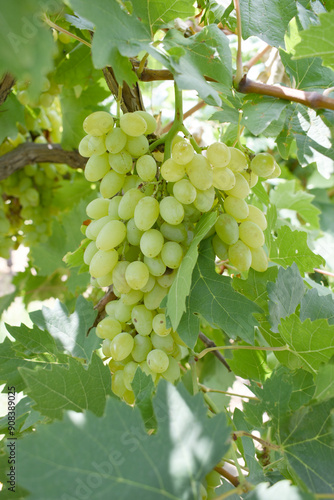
[
  {"x1": 233, "y1": 431, "x2": 281, "y2": 451},
  {"x1": 233, "y1": 0, "x2": 243, "y2": 87},
  {"x1": 198, "y1": 331, "x2": 231, "y2": 371},
  {"x1": 197, "y1": 344, "x2": 289, "y2": 359}
]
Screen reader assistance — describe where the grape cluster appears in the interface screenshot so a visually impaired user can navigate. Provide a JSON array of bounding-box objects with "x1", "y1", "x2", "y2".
[{"x1": 79, "y1": 109, "x2": 280, "y2": 402}]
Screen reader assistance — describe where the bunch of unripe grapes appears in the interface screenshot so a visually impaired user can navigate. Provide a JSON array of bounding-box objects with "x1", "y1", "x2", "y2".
[{"x1": 79, "y1": 109, "x2": 280, "y2": 402}]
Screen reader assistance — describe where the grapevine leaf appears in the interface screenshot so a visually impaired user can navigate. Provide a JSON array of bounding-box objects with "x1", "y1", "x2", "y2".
[
  {"x1": 239, "y1": 0, "x2": 297, "y2": 48},
  {"x1": 176, "y1": 297, "x2": 200, "y2": 348},
  {"x1": 267, "y1": 263, "x2": 305, "y2": 333},
  {"x1": 232, "y1": 267, "x2": 279, "y2": 313},
  {"x1": 29, "y1": 296, "x2": 99, "y2": 362},
  {"x1": 55, "y1": 44, "x2": 102, "y2": 89},
  {"x1": 241, "y1": 95, "x2": 287, "y2": 136},
  {"x1": 314, "y1": 364, "x2": 334, "y2": 401},
  {"x1": 300, "y1": 288, "x2": 334, "y2": 324},
  {"x1": 278, "y1": 314, "x2": 334, "y2": 373},
  {"x1": 0, "y1": 338, "x2": 41, "y2": 393},
  {"x1": 19, "y1": 353, "x2": 112, "y2": 419},
  {"x1": 132, "y1": 0, "x2": 195, "y2": 35},
  {"x1": 293, "y1": 11, "x2": 334, "y2": 70},
  {"x1": 0, "y1": 0, "x2": 55, "y2": 97},
  {"x1": 0, "y1": 94, "x2": 25, "y2": 143},
  {"x1": 0, "y1": 290, "x2": 16, "y2": 316},
  {"x1": 5, "y1": 323, "x2": 64, "y2": 359},
  {"x1": 280, "y1": 49, "x2": 334, "y2": 90},
  {"x1": 131, "y1": 369, "x2": 156, "y2": 429},
  {"x1": 166, "y1": 212, "x2": 217, "y2": 332},
  {"x1": 177, "y1": 239, "x2": 262, "y2": 348},
  {"x1": 65, "y1": 13, "x2": 95, "y2": 31},
  {"x1": 228, "y1": 344, "x2": 270, "y2": 382},
  {"x1": 0, "y1": 397, "x2": 33, "y2": 435},
  {"x1": 244, "y1": 480, "x2": 315, "y2": 499},
  {"x1": 270, "y1": 180, "x2": 321, "y2": 228},
  {"x1": 289, "y1": 369, "x2": 316, "y2": 411},
  {"x1": 269, "y1": 225, "x2": 325, "y2": 274},
  {"x1": 16, "y1": 381, "x2": 231, "y2": 500}
]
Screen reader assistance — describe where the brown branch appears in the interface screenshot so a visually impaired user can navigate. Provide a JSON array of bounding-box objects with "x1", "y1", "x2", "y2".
[
  {"x1": 103, "y1": 66, "x2": 145, "y2": 113},
  {"x1": 237, "y1": 75, "x2": 334, "y2": 110},
  {"x1": 214, "y1": 466, "x2": 240, "y2": 487},
  {"x1": 198, "y1": 331, "x2": 232, "y2": 372},
  {"x1": 0, "y1": 73, "x2": 15, "y2": 106},
  {"x1": 0, "y1": 143, "x2": 86, "y2": 180},
  {"x1": 87, "y1": 287, "x2": 117, "y2": 336},
  {"x1": 244, "y1": 45, "x2": 271, "y2": 71},
  {"x1": 140, "y1": 68, "x2": 216, "y2": 83}
]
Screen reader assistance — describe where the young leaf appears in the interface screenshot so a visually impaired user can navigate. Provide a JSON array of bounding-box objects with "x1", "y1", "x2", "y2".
[
  {"x1": 132, "y1": 0, "x2": 195, "y2": 35},
  {"x1": 280, "y1": 49, "x2": 334, "y2": 90},
  {"x1": 300, "y1": 288, "x2": 334, "y2": 324},
  {"x1": 16, "y1": 382, "x2": 231, "y2": 500},
  {"x1": 241, "y1": 95, "x2": 287, "y2": 136}
]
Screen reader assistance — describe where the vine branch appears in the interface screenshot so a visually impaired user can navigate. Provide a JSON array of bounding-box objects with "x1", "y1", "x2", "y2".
[
  {"x1": 198, "y1": 332, "x2": 232, "y2": 372},
  {"x1": 0, "y1": 73, "x2": 15, "y2": 106},
  {"x1": 0, "y1": 143, "x2": 86, "y2": 180}
]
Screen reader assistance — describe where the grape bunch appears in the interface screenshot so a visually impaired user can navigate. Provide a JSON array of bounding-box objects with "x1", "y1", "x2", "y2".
[{"x1": 79, "y1": 109, "x2": 280, "y2": 402}]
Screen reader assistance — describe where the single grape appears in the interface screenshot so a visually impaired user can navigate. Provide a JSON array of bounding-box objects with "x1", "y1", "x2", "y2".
[
  {"x1": 86, "y1": 198, "x2": 110, "y2": 219},
  {"x1": 122, "y1": 361, "x2": 139, "y2": 391},
  {"x1": 108, "y1": 151, "x2": 133, "y2": 174},
  {"x1": 172, "y1": 139, "x2": 194, "y2": 165},
  {"x1": 250, "y1": 153, "x2": 275, "y2": 177},
  {"x1": 225, "y1": 172, "x2": 250, "y2": 199},
  {"x1": 143, "y1": 255, "x2": 166, "y2": 277},
  {"x1": 215, "y1": 213, "x2": 239, "y2": 245},
  {"x1": 206, "y1": 142, "x2": 231, "y2": 168},
  {"x1": 241, "y1": 170, "x2": 258, "y2": 188},
  {"x1": 105, "y1": 127, "x2": 127, "y2": 153},
  {"x1": 157, "y1": 269, "x2": 177, "y2": 288},
  {"x1": 126, "y1": 134, "x2": 149, "y2": 158},
  {"x1": 160, "y1": 222, "x2": 187, "y2": 243},
  {"x1": 96, "y1": 220, "x2": 127, "y2": 250},
  {"x1": 125, "y1": 261, "x2": 150, "y2": 290},
  {"x1": 126, "y1": 218, "x2": 144, "y2": 246},
  {"x1": 228, "y1": 240, "x2": 252, "y2": 272},
  {"x1": 239, "y1": 221, "x2": 264, "y2": 249},
  {"x1": 123, "y1": 174, "x2": 141, "y2": 192},
  {"x1": 121, "y1": 289, "x2": 143, "y2": 306},
  {"x1": 131, "y1": 304, "x2": 153, "y2": 336},
  {"x1": 110, "y1": 332, "x2": 135, "y2": 361},
  {"x1": 85, "y1": 215, "x2": 113, "y2": 240},
  {"x1": 212, "y1": 234, "x2": 228, "y2": 260},
  {"x1": 147, "y1": 349, "x2": 169, "y2": 373},
  {"x1": 212, "y1": 166, "x2": 236, "y2": 191},
  {"x1": 225, "y1": 147, "x2": 248, "y2": 172},
  {"x1": 140, "y1": 229, "x2": 164, "y2": 258},
  {"x1": 136, "y1": 155, "x2": 157, "y2": 181},
  {"x1": 84, "y1": 153, "x2": 110, "y2": 182},
  {"x1": 100, "y1": 170, "x2": 125, "y2": 198},
  {"x1": 134, "y1": 197, "x2": 160, "y2": 231},
  {"x1": 161, "y1": 356, "x2": 181, "y2": 383},
  {"x1": 160, "y1": 158, "x2": 186, "y2": 182},
  {"x1": 243, "y1": 205, "x2": 267, "y2": 230},
  {"x1": 114, "y1": 301, "x2": 133, "y2": 323},
  {"x1": 87, "y1": 135, "x2": 106, "y2": 156},
  {"x1": 78, "y1": 136, "x2": 95, "y2": 157},
  {"x1": 112, "y1": 370, "x2": 126, "y2": 398},
  {"x1": 206, "y1": 470, "x2": 221, "y2": 488},
  {"x1": 108, "y1": 358, "x2": 125, "y2": 373},
  {"x1": 152, "y1": 313, "x2": 171, "y2": 336},
  {"x1": 161, "y1": 241, "x2": 183, "y2": 269},
  {"x1": 224, "y1": 196, "x2": 249, "y2": 221},
  {"x1": 173, "y1": 179, "x2": 197, "y2": 205},
  {"x1": 140, "y1": 274, "x2": 156, "y2": 292},
  {"x1": 112, "y1": 261, "x2": 131, "y2": 294},
  {"x1": 83, "y1": 240, "x2": 98, "y2": 265},
  {"x1": 96, "y1": 317, "x2": 122, "y2": 340},
  {"x1": 134, "y1": 111, "x2": 157, "y2": 135},
  {"x1": 120, "y1": 112, "x2": 147, "y2": 136},
  {"x1": 83, "y1": 111, "x2": 114, "y2": 136},
  {"x1": 151, "y1": 332, "x2": 174, "y2": 354},
  {"x1": 193, "y1": 186, "x2": 215, "y2": 212},
  {"x1": 159, "y1": 196, "x2": 184, "y2": 225},
  {"x1": 108, "y1": 196, "x2": 122, "y2": 219},
  {"x1": 143, "y1": 283, "x2": 168, "y2": 310},
  {"x1": 250, "y1": 246, "x2": 269, "y2": 272},
  {"x1": 89, "y1": 249, "x2": 118, "y2": 278},
  {"x1": 96, "y1": 272, "x2": 114, "y2": 287},
  {"x1": 131, "y1": 335, "x2": 153, "y2": 362},
  {"x1": 266, "y1": 161, "x2": 281, "y2": 179},
  {"x1": 118, "y1": 188, "x2": 145, "y2": 220},
  {"x1": 186, "y1": 154, "x2": 213, "y2": 190}
]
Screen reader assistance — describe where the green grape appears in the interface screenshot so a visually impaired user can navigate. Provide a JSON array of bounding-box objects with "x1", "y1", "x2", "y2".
[
  {"x1": 112, "y1": 261, "x2": 131, "y2": 294},
  {"x1": 121, "y1": 289, "x2": 143, "y2": 306},
  {"x1": 186, "y1": 154, "x2": 213, "y2": 190},
  {"x1": 114, "y1": 301, "x2": 133, "y2": 323},
  {"x1": 228, "y1": 240, "x2": 252, "y2": 272},
  {"x1": 224, "y1": 196, "x2": 249, "y2": 221},
  {"x1": 96, "y1": 317, "x2": 122, "y2": 340},
  {"x1": 125, "y1": 260, "x2": 150, "y2": 290},
  {"x1": 212, "y1": 166, "x2": 236, "y2": 190},
  {"x1": 140, "y1": 229, "x2": 164, "y2": 258},
  {"x1": 144, "y1": 255, "x2": 166, "y2": 276},
  {"x1": 250, "y1": 246, "x2": 268, "y2": 272},
  {"x1": 89, "y1": 248, "x2": 118, "y2": 278},
  {"x1": 85, "y1": 215, "x2": 113, "y2": 240},
  {"x1": 96, "y1": 220, "x2": 127, "y2": 250},
  {"x1": 122, "y1": 361, "x2": 139, "y2": 391},
  {"x1": 105, "y1": 300, "x2": 118, "y2": 318},
  {"x1": 266, "y1": 161, "x2": 281, "y2": 179},
  {"x1": 136, "y1": 155, "x2": 157, "y2": 181},
  {"x1": 126, "y1": 135, "x2": 149, "y2": 157},
  {"x1": 157, "y1": 269, "x2": 177, "y2": 288},
  {"x1": 173, "y1": 179, "x2": 197, "y2": 205},
  {"x1": 225, "y1": 172, "x2": 250, "y2": 199},
  {"x1": 161, "y1": 356, "x2": 181, "y2": 383},
  {"x1": 212, "y1": 234, "x2": 228, "y2": 260},
  {"x1": 83, "y1": 111, "x2": 114, "y2": 136},
  {"x1": 160, "y1": 222, "x2": 187, "y2": 243},
  {"x1": 152, "y1": 313, "x2": 171, "y2": 336},
  {"x1": 151, "y1": 332, "x2": 174, "y2": 354},
  {"x1": 87, "y1": 135, "x2": 107, "y2": 156},
  {"x1": 22, "y1": 188, "x2": 39, "y2": 206},
  {"x1": 239, "y1": 221, "x2": 264, "y2": 248},
  {"x1": 83, "y1": 240, "x2": 98, "y2": 265},
  {"x1": 139, "y1": 360, "x2": 158, "y2": 382},
  {"x1": 143, "y1": 283, "x2": 168, "y2": 310},
  {"x1": 123, "y1": 389, "x2": 135, "y2": 405},
  {"x1": 206, "y1": 141, "x2": 231, "y2": 168},
  {"x1": 100, "y1": 170, "x2": 125, "y2": 198},
  {"x1": 193, "y1": 186, "x2": 215, "y2": 212},
  {"x1": 172, "y1": 139, "x2": 194, "y2": 165},
  {"x1": 225, "y1": 147, "x2": 248, "y2": 172},
  {"x1": 135, "y1": 110, "x2": 157, "y2": 134},
  {"x1": 140, "y1": 273, "x2": 156, "y2": 292},
  {"x1": 108, "y1": 196, "x2": 122, "y2": 219},
  {"x1": 78, "y1": 135, "x2": 92, "y2": 157},
  {"x1": 118, "y1": 188, "x2": 145, "y2": 220},
  {"x1": 147, "y1": 349, "x2": 169, "y2": 373},
  {"x1": 244, "y1": 204, "x2": 268, "y2": 231},
  {"x1": 159, "y1": 196, "x2": 184, "y2": 225},
  {"x1": 120, "y1": 112, "x2": 147, "y2": 136},
  {"x1": 250, "y1": 153, "x2": 275, "y2": 177},
  {"x1": 134, "y1": 197, "x2": 160, "y2": 231},
  {"x1": 206, "y1": 470, "x2": 221, "y2": 488},
  {"x1": 108, "y1": 151, "x2": 133, "y2": 174},
  {"x1": 131, "y1": 304, "x2": 153, "y2": 336},
  {"x1": 127, "y1": 218, "x2": 144, "y2": 246},
  {"x1": 102, "y1": 339, "x2": 113, "y2": 357},
  {"x1": 183, "y1": 204, "x2": 201, "y2": 222},
  {"x1": 111, "y1": 370, "x2": 126, "y2": 398},
  {"x1": 96, "y1": 272, "x2": 114, "y2": 287},
  {"x1": 131, "y1": 335, "x2": 152, "y2": 362},
  {"x1": 215, "y1": 213, "x2": 239, "y2": 245},
  {"x1": 109, "y1": 358, "x2": 126, "y2": 373},
  {"x1": 110, "y1": 332, "x2": 135, "y2": 361},
  {"x1": 241, "y1": 170, "x2": 258, "y2": 188},
  {"x1": 161, "y1": 241, "x2": 183, "y2": 269},
  {"x1": 105, "y1": 127, "x2": 127, "y2": 153},
  {"x1": 86, "y1": 198, "x2": 110, "y2": 219},
  {"x1": 160, "y1": 158, "x2": 186, "y2": 182}
]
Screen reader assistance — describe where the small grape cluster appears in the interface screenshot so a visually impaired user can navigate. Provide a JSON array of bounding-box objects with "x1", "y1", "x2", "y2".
[{"x1": 79, "y1": 109, "x2": 280, "y2": 402}]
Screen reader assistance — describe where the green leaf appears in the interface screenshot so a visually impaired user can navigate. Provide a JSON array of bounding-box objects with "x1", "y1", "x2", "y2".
[
  {"x1": 293, "y1": 11, "x2": 334, "y2": 70},
  {"x1": 269, "y1": 225, "x2": 325, "y2": 274},
  {"x1": 177, "y1": 240, "x2": 262, "y2": 348},
  {"x1": 300, "y1": 288, "x2": 334, "y2": 324},
  {"x1": 239, "y1": 0, "x2": 297, "y2": 48},
  {"x1": 270, "y1": 180, "x2": 321, "y2": 229},
  {"x1": 241, "y1": 95, "x2": 287, "y2": 136},
  {"x1": 55, "y1": 44, "x2": 102, "y2": 89},
  {"x1": 267, "y1": 263, "x2": 305, "y2": 333},
  {"x1": 314, "y1": 363, "x2": 334, "y2": 401},
  {"x1": 5, "y1": 323, "x2": 63, "y2": 359},
  {"x1": 0, "y1": 290, "x2": 16, "y2": 316},
  {"x1": 279, "y1": 314, "x2": 334, "y2": 373},
  {"x1": 17, "y1": 382, "x2": 231, "y2": 499},
  {"x1": 132, "y1": 0, "x2": 195, "y2": 35},
  {"x1": 29, "y1": 296, "x2": 99, "y2": 362},
  {"x1": 0, "y1": 397, "x2": 34, "y2": 435},
  {"x1": 166, "y1": 212, "x2": 217, "y2": 332},
  {"x1": 233, "y1": 267, "x2": 278, "y2": 313},
  {"x1": 228, "y1": 343, "x2": 269, "y2": 382},
  {"x1": 0, "y1": 0, "x2": 55, "y2": 97},
  {"x1": 132, "y1": 368, "x2": 156, "y2": 429},
  {"x1": 63, "y1": 239, "x2": 90, "y2": 269},
  {"x1": 19, "y1": 353, "x2": 112, "y2": 420},
  {"x1": 0, "y1": 338, "x2": 39, "y2": 393},
  {"x1": 244, "y1": 480, "x2": 315, "y2": 499},
  {"x1": 0, "y1": 94, "x2": 25, "y2": 143},
  {"x1": 280, "y1": 49, "x2": 334, "y2": 90}
]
